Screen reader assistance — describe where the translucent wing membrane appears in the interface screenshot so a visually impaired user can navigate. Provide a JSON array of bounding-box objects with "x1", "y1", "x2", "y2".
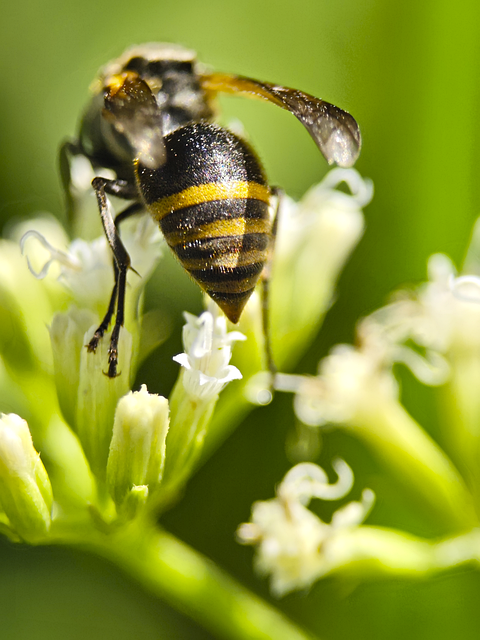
[
  {"x1": 103, "y1": 71, "x2": 166, "y2": 169},
  {"x1": 201, "y1": 74, "x2": 361, "y2": 168}
]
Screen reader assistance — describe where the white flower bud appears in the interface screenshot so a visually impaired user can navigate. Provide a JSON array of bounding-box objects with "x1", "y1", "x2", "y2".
[
  {"x1": 0, "y1": 414, "x2": 53, "y2": 541},
  {"x1": 107, "y1": 385, "x2": 169, "y2": 508},
  {"x1": 49, "y1": 307, "x2": 98, "y2": 428},
  {"x1": 75, "y1": 325, "x2": 133, "y2": 480}
]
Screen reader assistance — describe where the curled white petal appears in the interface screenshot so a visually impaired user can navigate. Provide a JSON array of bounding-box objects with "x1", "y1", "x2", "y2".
[
  {"x1": 280, "y1": 458, "x2": 354, "y2": 504},
  {"x1": 392, "y1": 346, "x2": 450, "y2": 386},
  {"x1": 20, "y1": 213, "x2": 163, "y2": 313},
  {"x1": 314, "y1": 167, "x2": 374, "y2": 209},
  {"x1": 20, "y1": 230, "x2": 81, "y2": 279},
  {"x1": 449, "y1": 274, "x2": 480, "y2": 304},
  {"x1": 274, "y1": 168, "x2": 369, "y2": 274},
  {"x1": 330, "y1": 488, "x2": 375, "y2": 529}
]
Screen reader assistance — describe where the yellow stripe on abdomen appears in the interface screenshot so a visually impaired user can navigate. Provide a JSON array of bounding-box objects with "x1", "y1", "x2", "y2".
[
  {"x1": 165, "y1": 217, "x2": 271, "y2": 246},
  {"x1": 150, "y1": 181, "x2": 271, "y2": 221},
  {"x1": 180, "y1": 247, "x2": 268, "y2": 271}
]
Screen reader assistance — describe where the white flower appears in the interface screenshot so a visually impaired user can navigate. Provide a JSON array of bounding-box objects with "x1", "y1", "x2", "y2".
[
  {"x1": 20, "y1": 212, "x2": 162, "y2": 314},
  {"x1": 355, "y1": 217, "x2": 480, "y2": 367},
  {"x1": 274, "y1": 167, "x2": 372, "y2": 265},
  {"x1": 238, "y1": 459, "x2": 374, "y2": 596},
  {"x1": 269, "y1": 169, "x2": 372, "y2": 358},
  {"x1": 356, "y1": 296, "x2": 451, "y2": 387},
  {"x1": 173, "y1": 304, "x2": 246, "y2": 401},
  {"x1": 275, "y1": 341, "x2": 398, "y2": 427},
  {"x1": 416, "y1": 252, "x2": 480, "y2": 353},
  {"x1": 274, "y1": 251, "x2": 464, "y2": 428}
]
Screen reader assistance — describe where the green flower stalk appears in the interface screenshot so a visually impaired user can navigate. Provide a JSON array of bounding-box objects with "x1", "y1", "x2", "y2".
[{"x1": 162, "y1": 305, "x2": 245, "y2": 496}]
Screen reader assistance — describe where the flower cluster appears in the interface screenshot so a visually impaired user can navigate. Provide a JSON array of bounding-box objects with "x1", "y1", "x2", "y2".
[
  {"x1": 0, "y1": 187, "x2": 250, "y2": 534},
  {"x1": 3, "y1": 157, "x2": 480, "y2": 633},
  {"x1": 237, "y1": 188, "x2": 480, "y2": 597},
  {"x1": 238, "y1": 459, "x2": 374, "y2": 596},
  {"x1": 264, "y1": 256, "x2": 480, "y2": 539},
  {"x1": 0, "y1": 166, "x2": 399, "y2": 611}
]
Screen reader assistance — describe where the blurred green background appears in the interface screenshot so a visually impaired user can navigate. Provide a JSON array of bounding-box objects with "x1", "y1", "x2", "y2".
[{"x1": 2, "y1": 0, "x2": 480, "y2": 638}]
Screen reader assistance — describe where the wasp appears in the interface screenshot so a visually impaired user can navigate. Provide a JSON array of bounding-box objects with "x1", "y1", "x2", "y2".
[{"x1": 60, "y1": 43, "x2": 361, "y2": 377}]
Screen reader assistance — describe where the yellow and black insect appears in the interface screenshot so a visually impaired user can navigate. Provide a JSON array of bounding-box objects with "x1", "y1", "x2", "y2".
[{"x1": 61, "y1": 43, "x2": 361, "y2": 377}]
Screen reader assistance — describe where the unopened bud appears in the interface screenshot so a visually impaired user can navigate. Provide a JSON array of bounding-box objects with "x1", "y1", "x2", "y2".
[
  {"x1": 0, "y1": 414, "x2": 53, "y2": 542},
  {"x1": 107, "y1": 385, "x2": 169, "y2": 509}
]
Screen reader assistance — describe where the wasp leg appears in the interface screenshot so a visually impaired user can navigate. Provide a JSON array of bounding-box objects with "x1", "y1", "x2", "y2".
[
  {"x1": 88, "y1": 176, "x2": 141, "y2": 377},
  {"x1": 88, "y1": 261, "x2": 120, "y2": 353},
  {"x1": 261, "y1": 186, "x2": 284, "y2": 375},
  {"x1": 87, "y1": 200, "x2": 144, "y2": 354}
]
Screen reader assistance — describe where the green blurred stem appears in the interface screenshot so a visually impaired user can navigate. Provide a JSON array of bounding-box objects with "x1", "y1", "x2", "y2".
[
  {"x1": 49, "y1": 519, "x2": 480, "y2": 639},
  {"x1": 351, "y1": 395, "x2": 477, "y2": 531},
  {"x1": 440, "y1": 355, "x2": 480, "y2": 509},
  {"x1": 329, "y1": 526, "x2": 480, "y2": 579},
  {"x1": 161, "y1": 373, "x2": 217, "y2": 498},
  {"x1": 55, "y1": 520, "x2": 319, "y2": 640}
]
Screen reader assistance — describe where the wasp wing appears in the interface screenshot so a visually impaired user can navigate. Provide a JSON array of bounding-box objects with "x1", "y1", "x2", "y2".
[
  {"x1": 200, "y1": 73, "x2": 361, "y2": 168},
  {"x1": 102, "y1": 71, "x2": 166, "y2": 169}
]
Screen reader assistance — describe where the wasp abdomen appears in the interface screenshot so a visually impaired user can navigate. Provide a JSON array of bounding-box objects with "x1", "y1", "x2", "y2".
[{"x1": 136, "y1": 122, "x2": 272, "y2": 323}]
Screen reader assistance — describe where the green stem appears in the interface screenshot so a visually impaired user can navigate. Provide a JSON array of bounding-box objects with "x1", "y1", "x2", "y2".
[
  {"x1": 327, "y1": 526, "x2": 480, "y2": 579},
  {"x1": 162, "y1": 373, "x2": 217, "y2": 496},
  {"x1": 54, "y1": 520, "x2": 319, "y2": 640},
  {"x1": 352, "y1": 396, "x2": 477, "y2": 531},
  {"x1": 439, "y1": 354, "x2": 480, "y2": 511}
]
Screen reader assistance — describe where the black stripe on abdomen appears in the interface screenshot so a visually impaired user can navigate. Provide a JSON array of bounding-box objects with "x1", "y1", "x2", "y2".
[{"x1": 160, "y1": 198, "x2": 269, "y2": 235}]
